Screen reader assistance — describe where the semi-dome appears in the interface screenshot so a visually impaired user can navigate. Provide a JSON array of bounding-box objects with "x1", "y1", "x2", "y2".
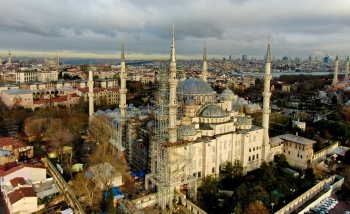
[
  {"x1": 221, "y1": 88, "x2": 234, "y2": 95},
  {"x1": 178, "y1": 125, "x2": 197, "y2": 136},
  {"x1": 199, "y1": 105, "x2": 229, "y2": 118},
  {"x1": 181, "y1": 78, "x2": 215, "y2": 95}
]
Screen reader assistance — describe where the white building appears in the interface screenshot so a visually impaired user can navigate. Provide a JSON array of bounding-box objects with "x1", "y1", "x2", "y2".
[
  {"x1": 37, "y1": 70, "x2": 59, "y2": 82},
  {"x1": 1, "y1": 88, "x2": 34, "y2": 109},
  {"x1": 15, "y1": 71, "x2": 37, "y2": 83}
]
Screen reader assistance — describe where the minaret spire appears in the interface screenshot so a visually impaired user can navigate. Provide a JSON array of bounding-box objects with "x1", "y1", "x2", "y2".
[
  {"x1": 332, "y1": 55, "x2": 339, "y2": 86},
  {"x1": 88, "y1": 55, "x2": 94, "y2": 119},
  {"x1": 261, "y1": 37, "x2": 272, "y2": 161},
  {"x1": 202, "y1": 42, "x2": 208, "y2": 82},
  {"x1": 119, "y1": 39, "x2": 127, "y2": 119},
  {"x1": 7, "y1": 50, "x2": 12, "y2": 65},
  {"x1": 168, "y1": 25, "x2": 179, "y2": 143},
  {"x1": 121, "y1": 37, "x2": 125, "y2": 62},
  {"x1": 266, "y1": 37, "x2": 271, "y2": 63},
  {"x1": 170, "y1": 25, "x2": 176, "y2": 63},
  {"x1": 345, "y1": 56, "x2": 349, "y2": 81}
]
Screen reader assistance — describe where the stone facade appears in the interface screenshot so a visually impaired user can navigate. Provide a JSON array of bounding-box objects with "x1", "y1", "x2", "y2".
[{"x1": 1, "y1": 89, "x2": 34, "y2": 109}]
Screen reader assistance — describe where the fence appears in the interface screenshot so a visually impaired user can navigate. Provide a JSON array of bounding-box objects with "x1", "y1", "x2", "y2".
[{"x1": 275, "y1": 175, "x2": 344, "y2": 214}]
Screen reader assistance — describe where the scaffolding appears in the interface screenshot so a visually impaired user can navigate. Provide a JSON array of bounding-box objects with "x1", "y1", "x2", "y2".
[{"x1": 144, "y1": 58, "x2": 199, "y2": 212}]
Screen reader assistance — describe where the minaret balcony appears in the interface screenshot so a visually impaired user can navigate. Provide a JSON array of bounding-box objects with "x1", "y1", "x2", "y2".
[
  {"x1": 262, "y1": 109, "x2": 271, "y2": 114},
  {"x1": 120, "y1": 89, "x2": 128, "y2": 94},
  {"x1": 262, "y1": 91, "x2": 271, "y2": 97}
]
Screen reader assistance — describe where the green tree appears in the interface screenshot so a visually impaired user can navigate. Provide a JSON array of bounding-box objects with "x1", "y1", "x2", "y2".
[
  {"x1": 344, "y1": 149, "x2": 350, "y2": 164},
  {"x1": 197, "y1": 176, "x2": 219, "y2": 212},
  {"x1": 106, "y1": 187, "x2": 116, "y2": 214},
  {"x1": 332, "y1": 95, "x2": 338, "y2": 105}
]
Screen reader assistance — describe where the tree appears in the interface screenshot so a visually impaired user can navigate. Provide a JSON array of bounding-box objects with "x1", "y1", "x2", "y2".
[
  {"x1": 274, "y1": 154, "x2": 289, "y2": 168},
  {"x1": 106, "y1": 187, "x2": 116, "y2": 214},
  {"x1": 344, "y1": 149, "x2": 350, "y2": 164},
  {"x1": 45, "y1": 120, "x2": 74, "y2": 162},
  {"x1": 24, "y1": 116, "x2": 44, "y2": 143},
  {"x1": 332, "y1": 95, "x2": 338, "y2": 105},
  {"x1": 89, "y1": 115, "x2": 115, "y2": 158},
  {"x1": 197, "y1": 176, "x2": 219, "y2": 211},
  {"x1": 71, "y1": 171, "x2": 103, "y2": 212},
  {"x1": 245, "y1": 202, "x2": 269, "y2": 214},
  {"x1": 342, "y1": 166, "x2": 350, "y2": 193}
]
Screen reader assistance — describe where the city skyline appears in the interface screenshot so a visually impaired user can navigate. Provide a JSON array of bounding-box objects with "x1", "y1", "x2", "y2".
[{"x1": 1, "y1": 0, "x2": 350, "y2": 60}]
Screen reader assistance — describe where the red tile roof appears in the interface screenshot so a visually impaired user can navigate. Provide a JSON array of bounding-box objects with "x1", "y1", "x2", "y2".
[
  {"x1": 0, "y1": 164, "x2": 46, "y2": 177},
  {"x1": 10, "y1": 177, "x2": 26, "y2": 188},
  {"x1": 8, "y1": 187, "x2": 36, "y2": 204},
  {"x1": 0, "y1": 137, "x2": 27, "y2": 149}
]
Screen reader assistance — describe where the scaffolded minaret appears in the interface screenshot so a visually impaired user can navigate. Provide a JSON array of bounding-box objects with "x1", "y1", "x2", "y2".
[
  {"x1": 7, "y1": 50, "x2": 12, "y2": 65},
  {"x1": 168, "y1": 25, "x2": 179, "y2": 143},
  {"x1": 262, "y1": 37, "x2": 272, "y2": 160},
  {"x1": 345, "y1": 57, "x2": 349, "y2": 81},
  {"x1": 202, "y1": 42, "x2": 208, "y2": 82},
  {"x1": 119, "y1": 40, "x2": 128, "y2": 120},
  {"x1": 88, "y1": 57, "x2": 94, "y2": 119},
  {"x1": 332, "y1": 56, "x2": 339, "y2": 86}
]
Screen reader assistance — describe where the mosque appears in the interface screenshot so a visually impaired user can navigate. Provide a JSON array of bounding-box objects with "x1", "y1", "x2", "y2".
[{"x1": 89, "y1": 28, "x2": 292, "y2": 211}]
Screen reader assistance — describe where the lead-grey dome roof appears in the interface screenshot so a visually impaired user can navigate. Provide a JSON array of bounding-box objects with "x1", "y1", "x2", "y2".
[
  {"x1": 199, "y1": 105, "x2": 229, "y2": 118},
  {"x1": 221, "y1": 88, "x2": 234, "y2": 95},
  {"x1": 178, "y1": 125, "x2": 197, "y2": 136},
  {"x1": 181, "y1": 78, "x2": 215, "y2": 95}
]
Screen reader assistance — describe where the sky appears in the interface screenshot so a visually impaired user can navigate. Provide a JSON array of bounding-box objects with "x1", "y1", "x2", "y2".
[{"x1": 1, "y1": 0, "x2": 350, "y2": 60}]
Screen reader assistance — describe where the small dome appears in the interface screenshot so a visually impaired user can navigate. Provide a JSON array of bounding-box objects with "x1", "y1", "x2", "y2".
[
  {"x1": 236, "y1": 116, "x2": 252, "y2": 126},
  {"x1": 181, "y1": 78, "x2": 215, "y2": 95},
  {"x1": 178, "y1": 125, "x2": 197, "y2": 136},
  {"x1": 221, "y1": 88, "x2": 234, "y2": 95},
  {"x1": 199, "y1": 105, "x2": 229, "y2": 118}
]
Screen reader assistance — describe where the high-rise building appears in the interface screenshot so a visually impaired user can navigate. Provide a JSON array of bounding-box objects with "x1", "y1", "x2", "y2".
[{"x1": 242, "y1": 55, "x2": 247, "y2": 61}]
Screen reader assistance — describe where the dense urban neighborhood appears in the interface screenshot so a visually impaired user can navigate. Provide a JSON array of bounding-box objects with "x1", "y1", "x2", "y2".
[{"x1": 0, "y1": 40, "x2": 350, "y2": 214}]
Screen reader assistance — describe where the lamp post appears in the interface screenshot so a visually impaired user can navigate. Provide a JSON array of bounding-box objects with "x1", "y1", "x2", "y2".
[{"x1": 271, "y1": 203, "x2": 274, "y2": 213}]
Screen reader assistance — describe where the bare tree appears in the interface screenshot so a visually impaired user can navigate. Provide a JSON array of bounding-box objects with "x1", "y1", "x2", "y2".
[
  {"x1": 245, "y1": 202, "x2": 269, "y2": 214},
  {"x1": 88, "y1": 115, "x2": 114, "y2": 157},
  {"x1": 45, "y1": 119, "x2": 74, "y2": 161},
  {"x1": 71, "y1": 171, "x2": 103, "y2": 212},
  {"x1": 24, "y1": 117, "x2": 44, "y2": 143}
]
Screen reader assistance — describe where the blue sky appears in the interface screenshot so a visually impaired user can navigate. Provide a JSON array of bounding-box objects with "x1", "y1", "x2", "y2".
[{"x1": 1, "y1": 0, "x2": 349, "y2": 60}]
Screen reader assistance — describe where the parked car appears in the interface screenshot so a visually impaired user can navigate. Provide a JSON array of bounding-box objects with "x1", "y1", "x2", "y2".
[{"x1": 346, "y1": 197, "x2": 350, "y2": 204}]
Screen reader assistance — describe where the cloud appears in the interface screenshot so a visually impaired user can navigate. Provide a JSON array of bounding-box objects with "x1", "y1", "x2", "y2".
[{"x1": 0, "y1": 0, "x2": 349, "y2": 59}]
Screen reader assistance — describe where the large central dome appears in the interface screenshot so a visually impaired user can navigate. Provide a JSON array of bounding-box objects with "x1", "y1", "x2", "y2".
[{"x1": 181, "y1": 78, "x2": 215, "y2": 95}]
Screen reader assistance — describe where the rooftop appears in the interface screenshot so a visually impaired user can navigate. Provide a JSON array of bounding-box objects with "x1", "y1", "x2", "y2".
[
  {"x1": 8, "y1": 186, "x2": 36, "y2": 204},
  {"x1": 0, "y1": 137, "x2": 27, "y2": 148},
  {"x1": 279, "y1": 134, "x2": 316, "y2": 145},
  {"x1": 3, "y1": 88, "x2": 32, "y2": 95}
]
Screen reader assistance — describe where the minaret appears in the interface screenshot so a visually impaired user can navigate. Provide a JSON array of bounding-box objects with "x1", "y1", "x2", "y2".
[
  {"x1": 262, "y1": 37, "x2": 272, "y2": 160},
  {"x1": 332, "y1": 56, "x2": 339, "y2": 86},
  {"x1": 44, "y1": 54, "x2": 47, "y2": 69},
  {"x1": 119, "y1": 39, "x2": 127, "y2": 119},
  {"x1": 168, "y1": 25, "x2": 179, "y2": 143},
  {"x1": 202, "y1": 42, "x2": 208, "y2": 82},
  {"x1": 8, "y1": 50, "x2": 12, "y2": 65},
  {"x1": 56, "y1": 53, "x2": 59, "y2": 68},
  {"x1": 345, "y1": 57, "x2": 349, "y2": 81},
  {"x1": 88, "y1": 57, "x2": 94, "y2": 119}
]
